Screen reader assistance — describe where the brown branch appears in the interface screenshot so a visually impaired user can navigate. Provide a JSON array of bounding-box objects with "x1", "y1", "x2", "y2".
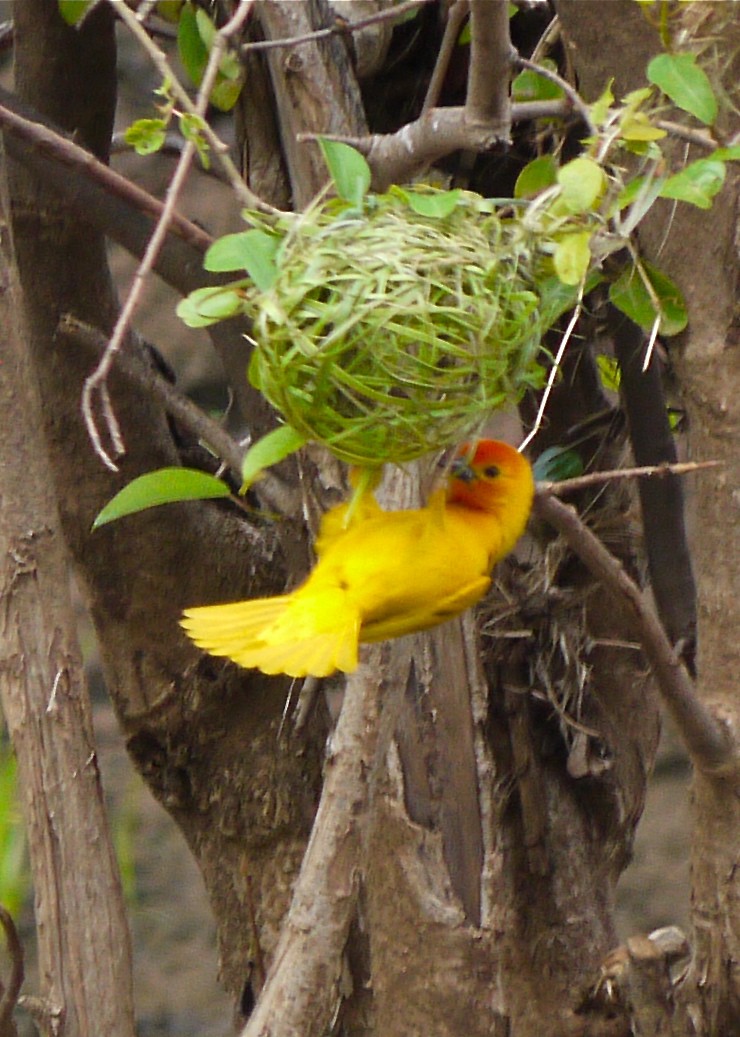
[
  {"x1": 539, "y1": 459, "x2": 722, "y2": 496},
  {"x1": 422, "y1": 0, "x2": 469, "y2": 113},
  {"x1": 0, "y1": 89, "x2": 213, "y2": 254},
  {"x1": 0, "y1": 906, "x2": 24, "y2": 1037},
  {"x1": 466, "y1": 0, "x2": 512, "y2": 134},
  {"x1": 58, "y1": 315, "x2": 301, "y2": 518},
  {"x1": 240, "y1": 646, "x2": 392, "y2": 1037},
  {"x1": 533, "y1": 491, "x2": 738, "y2": 779},
  {"x1": 242, "y1": 0, "x2": 433, "y2": 53},
  {"x1": 655, "y1": 119, "x2": 718, "y2": 151},
  {"x1": 301, "y1": 100, "x2": 571, "y2": 190},
  {"x1": 514, "y1": 54, "x2": 596, "y2": 137}
]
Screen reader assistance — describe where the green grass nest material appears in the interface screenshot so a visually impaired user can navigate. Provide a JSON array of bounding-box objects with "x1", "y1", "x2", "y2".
[{"x1": 249, "y1": 189, "x2": 546, "y2": 465}]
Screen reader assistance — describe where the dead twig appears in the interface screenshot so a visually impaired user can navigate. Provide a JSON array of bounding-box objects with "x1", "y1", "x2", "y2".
[
  {"x1": 538, "y1": 459, "x2": 723, "y2": 496},
  {"x1": 534, "y1": 491, "x2": 737, "y2": 779}
]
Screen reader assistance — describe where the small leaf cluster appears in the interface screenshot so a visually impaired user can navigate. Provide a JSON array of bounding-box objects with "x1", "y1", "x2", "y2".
[{"x1": 513, "y1": 51, "x2": 738, "y2": 336}]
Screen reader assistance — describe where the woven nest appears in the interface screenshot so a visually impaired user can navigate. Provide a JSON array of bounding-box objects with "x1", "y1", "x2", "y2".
[{"x1": 247, "y1": 189, "x2": 546, "y2": 465}]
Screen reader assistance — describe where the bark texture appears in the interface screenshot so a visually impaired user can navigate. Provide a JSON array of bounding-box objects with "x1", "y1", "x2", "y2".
[{"x1": 0, "y1": 137, "x2": 135, "y2": 1037}]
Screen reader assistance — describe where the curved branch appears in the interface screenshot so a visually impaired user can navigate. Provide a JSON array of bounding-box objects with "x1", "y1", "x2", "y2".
[
  {"x1": 534, "y1": 491, "x2": 737, "y2": 779},
  {"x1": 302, "y1": 99, "x2": 572, "y2": 190}
]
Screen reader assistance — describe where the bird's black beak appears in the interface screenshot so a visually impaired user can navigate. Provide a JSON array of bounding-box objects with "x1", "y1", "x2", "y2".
[{"x1": 450, "y1": 454, "x2": 476, "y2": 483}]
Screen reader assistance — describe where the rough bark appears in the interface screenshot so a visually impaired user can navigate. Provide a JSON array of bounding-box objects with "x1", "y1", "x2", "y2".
[
  {"x1": 7, "y1": 0, "x2": 327, "y2": 1010},
  {"x1": 558, "y1": 1, "x2": 740, "y2": 1032},
  {"x1": 0, "y1": 136, "x2": 135, "y2": 1037}
]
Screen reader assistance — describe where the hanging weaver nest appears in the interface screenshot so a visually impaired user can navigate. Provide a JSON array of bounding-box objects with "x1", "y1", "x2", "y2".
[{"x1": 244, "y1": 188, "x2": 547, "y2": 466}]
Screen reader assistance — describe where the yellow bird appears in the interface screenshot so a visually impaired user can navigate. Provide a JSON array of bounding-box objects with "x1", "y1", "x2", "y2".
[{"x1": 181, "y1": 440, "x2": 534, "y2": 677}]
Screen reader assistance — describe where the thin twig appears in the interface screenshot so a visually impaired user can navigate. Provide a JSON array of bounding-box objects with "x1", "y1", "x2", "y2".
[
  {"x1": 112, "y1": 1, "x2": 278, "y2": 215},
  {"x1": 538, "y1": 459, "x2": 723, "y2": 496},
  {"x1": 514, "y1": 54, "x2": 596, "y2": 137},
  {"x1": 0, "y1": 95, "x2": 213, "y2": 253},
  {"x1": 61, "y1": 314, "x2": 302, "y2": 519},
  {"x1": 655, "y1": 119, "x2": 718, "y2": 151},
  {"x1": 534, "y1": 492, "x2": 737, "y2": 779},
  {"x1": 422, "y1": 0, "x2": 469, "y2": 114},
  {"x1": 519, "y1": 282, "x2": 584, "y2": 452},
  {"x1": 61, "y1": 315, "x2": 245, "y2": 476},
  {"x1": 242, "y1": 0, "x2": 432, "y2": 53},
  {"x1": 83, "y1": 0, "x2": 257, "y2": 470}
]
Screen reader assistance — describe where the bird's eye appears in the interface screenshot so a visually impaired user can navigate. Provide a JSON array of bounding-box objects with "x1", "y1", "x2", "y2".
[{"x1": 483, "y1": 464, "x2": 500, "y2": 478}]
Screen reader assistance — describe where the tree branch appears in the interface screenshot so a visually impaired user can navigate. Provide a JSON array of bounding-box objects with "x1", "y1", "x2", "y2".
[
  {"x1": 241, "y1": 648, "x2": 392, "y2": 1037},
  {"x1": 302, "y1": 99, "x2": 572, "y2": 190},
  {"x1": 466, "y1": 0, "x2": 512, "y2": 134},
  {"x1": 0, "y1": 86, "x2": 213, "y2": 256},
  {"x1": 534, "y1": 491, "x2": 738, "y2": 779}
]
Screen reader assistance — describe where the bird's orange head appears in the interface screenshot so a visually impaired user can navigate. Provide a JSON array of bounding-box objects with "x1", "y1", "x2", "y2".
[{"x1": 447, "y1": 440, "x2": 534, "y2": 519}]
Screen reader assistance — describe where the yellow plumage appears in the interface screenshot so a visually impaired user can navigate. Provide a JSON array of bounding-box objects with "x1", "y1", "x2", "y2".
[{"x1": 181, "y1": 440, "x2": 534, "y2": 678}]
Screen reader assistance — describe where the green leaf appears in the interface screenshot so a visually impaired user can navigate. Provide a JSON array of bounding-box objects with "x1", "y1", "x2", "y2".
[
  {"x1": 194, "y1": 6, "x2": 216, "y2": 49},
  {"x1": 58, "y1": 0, "x2": 95, "y2": 25},
  {"x1": 515, "y1": 155, "x2": 558, "y2": 199},
  {"x1": 713, "y1": 145, "x2": 740, "y2": 162},
  {"x1": 241, "y1": 426, "x2": 306, "y2": 491},
  {"x1": 553, "y1": 231, "x2": 592, "y2": 286},
  {"x1": 205, "y1": 230, "x2": 279, "y2": 290},
  {"x1": 512, "y1": 62, "x2": 564, "y2": 103},
  {"x1": 93, "y1": 468, "x2": 231, "y2": 529},
  {"x1": 537, "y1": 269, "x2": 602, "y2": 328},
  {"x1": 533, "y1": 446, "x2": 584, "y2": 482},
  {"x1": 596, "y1": 354, "x2": 621, "y2": 392},
  {"x1": 609, "y1": 261, "x2": 688, "y2": 336},
  {"x1": 556, "y1": 156, "x2": 606, "y2": 213},
  {"x1": 659, "y1": 157, "x2": 726, "y2": 209},
  {"x1": 318, "y1": 139, "x2": 371, "y2": 205},
  {"x1": 619, "y1": 111, "x2": 667, "y2": 141},
  {"x1": 209, "y1": 74, "x2": 243, "y2": 112},
  {"x1": 124, "y1": 118, "x2": 168, "y2": 156},
  {"x1": 178, "y1": 2, "x2": 208, "y2": 87},
  {"x1": 590, "y1": 79, "x2": 615, "y2": 128},
  {"x1": 647, "y1": 53, "x2": 717, "y2": 125},
  {"x1": 176, "y1": 284, "x2": 247, "y2": 327},
  {"x1": 406, "y1": 189, "x2": 462, "y2": 219}
]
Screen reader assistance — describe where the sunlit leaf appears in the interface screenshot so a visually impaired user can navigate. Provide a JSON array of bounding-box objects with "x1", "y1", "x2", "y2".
[
  {"x1": 205, "y1": 230, "x2": 279, "y2": 290},
  {"x1": 596, "y1": 354, "x2": 621, "y2": 392},
  {"x1": 590, "y1": 79, "x2": 614, "y2": 128},
  {"x1": 647, "y1": 52, "x2": 717, "y2": 125},
  {"x1": 406, "y1": 189, "x2": 462, "y2": 218},
  {"x1": 620, "y1": 111, "x2": 667, "y2": 141},
  {"x1": 58, "y1": 0, "x2": 95, "y2": 25},
  {"x1": 512, "y1": 62, "x2": 564, "y2": 102},
  {"x1": 556, "y1": 157, "x2": 606, "y2": 213},
  {"x1": 176, "y1": 284, "x2": 247, "y2": 327},
  {"x1": 609, "y1": 261, "x2": 688, "y2": 336},
  {"x1": 241, "y1": 426, "x2": 306, "y2": 491},
  {"x1": 318, "y1": 139, "x2": 371, "y2": 205},
  {"x1": 553, "y1": 231, "x2": 592, "y2": 286},
  {"x1": 514, "y1": 155, "x2": 558, "y2": 199},
  {"x1": 124, "y1": 118, "x2": 168, "y2": 156},
  {"x1": 713, "y1": 145, "x2": 740, "y2": 162},
  {"x1": 659, "y1": 157, "x2": 726, "y2": 209},
  {"x1": 93, "y1": 469, "x2": 231, "y2": 529}
]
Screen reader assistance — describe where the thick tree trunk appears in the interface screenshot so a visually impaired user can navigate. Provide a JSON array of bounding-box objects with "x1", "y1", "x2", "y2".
[{"x1": 0, "y1": 136, "x2": 135, "y2": 1037}]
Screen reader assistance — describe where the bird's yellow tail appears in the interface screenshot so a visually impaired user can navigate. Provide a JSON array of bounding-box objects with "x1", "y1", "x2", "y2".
[{"x1": 181, "y1": 589, "x2": 360, "y2": 678}]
